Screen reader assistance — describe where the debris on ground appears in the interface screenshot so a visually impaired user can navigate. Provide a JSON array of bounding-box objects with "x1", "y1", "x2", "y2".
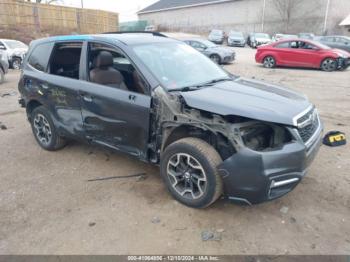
[
  {"x1": 151, "y1": 216, "x2": 160, "y2": 224},
  {"x1": 0, "y1": 91, "x2": 17, "y2": 98},
  {"x1": 290, "y1": 217, "x2": 297, "y2": 223},
  {"x1": 0, "y1": 122, "x2": 7, "y2": 130},
  {"x1": 216, "y1": 228, "x2": 225, "y2": 233},
  {"x1": 201, "y1": 230, "x2": 222, "y2": 241},
  {"x1": 88, "y1": 222, "x2": 96, "y2": 227},
  {"x1": 136, "y1": 174, "x2": 148, "y2": 182},
  {"x1": 280, "y1": 206, "x2": 289, "y2": 214},
  {"x1": 87, "y1": 173, "x2": 147, "y2": 182}
]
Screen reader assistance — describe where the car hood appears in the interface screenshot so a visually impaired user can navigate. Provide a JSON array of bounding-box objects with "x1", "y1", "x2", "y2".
[
  {"x1": 8, "y1": 47, "x2": 27, "y2": 56},
  {"x1": 255, "y1": 38, "x2": 271, "y2": 43},
  {"x1": 229, "y1": 36, "x2": 244, "y2": 41},
  {"x1": 209, "y1": 46, "x2": 235, "y2": 54},
  {"x1": 332, "y1": 48, "x2": 350, "y2": 57},
  {"x1": 180, "y1": 78, "x2": 311, "y2": 126}
]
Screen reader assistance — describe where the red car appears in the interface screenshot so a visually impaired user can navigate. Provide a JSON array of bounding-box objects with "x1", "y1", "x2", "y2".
[{"x1": 255, "y1": 39, "x2": 350, "y2": 71}]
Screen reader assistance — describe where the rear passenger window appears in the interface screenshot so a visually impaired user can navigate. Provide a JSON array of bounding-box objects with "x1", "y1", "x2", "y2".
[
  {"x1": 48, "y1": 42, "x2": 82, "y2": 79},
  {"x1": 28, "y1": 42, "x2": 54, "y2": 72},
  {"x1": 275, "y1": 42, "x2": 289, "y2": 48}
]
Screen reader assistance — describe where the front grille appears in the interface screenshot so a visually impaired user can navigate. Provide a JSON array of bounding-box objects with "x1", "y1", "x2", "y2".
[{"x1": 297, "y1": 108, "x2": 320, "y2": 143}]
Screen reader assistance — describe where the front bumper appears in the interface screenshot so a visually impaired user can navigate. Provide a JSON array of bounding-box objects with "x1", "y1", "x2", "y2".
[
  {"x1": 218, "y1": 124, "x2": 323, "y2": 205},
  {"x1": 228, "y1": 40, "x2": 245, "y2": 47},
  {"x1": 222, "y1": 53, "x2": 235, "y2": 63},
  {"x1": 337, "y1": 57, "x2": 350, "y2": 69}
]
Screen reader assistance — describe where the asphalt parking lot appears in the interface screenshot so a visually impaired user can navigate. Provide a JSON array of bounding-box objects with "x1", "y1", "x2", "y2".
[{"x1": 0, "y1": 47, "x2": 349, "y2": 255}]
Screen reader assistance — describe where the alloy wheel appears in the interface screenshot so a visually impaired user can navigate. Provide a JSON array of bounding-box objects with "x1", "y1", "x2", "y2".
[
  {"x1": 210, "y1": 55, "x2": 220, "y2": 64},
  {"x1": 263, "y1": 56, "x2": 275, "y2": 68},
  {"x1": 33, "y1": 114, "x2": 52, "y2": 146},
  {"x1": 167, "y1": 153, "x2": 207, "y2": 200},
  {"x1": 12, "y1": 60, "x2": 21, "y2": 70},
  {"x1": 321, "y1": 58, "x2": 337, "y2": 72}
]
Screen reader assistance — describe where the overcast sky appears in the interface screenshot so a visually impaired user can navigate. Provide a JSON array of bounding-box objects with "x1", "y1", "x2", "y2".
[{"x1": 56, "y1": 0, "x2": 158, "y2": 22}]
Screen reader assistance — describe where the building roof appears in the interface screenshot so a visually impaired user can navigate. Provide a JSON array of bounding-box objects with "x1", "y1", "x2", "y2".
[
  {"x1": 339, "y1": 13, "x2": 350, "y2": 26},
  {"x1": 138, "y1": 0, "x2": 234, "y2": 14}
]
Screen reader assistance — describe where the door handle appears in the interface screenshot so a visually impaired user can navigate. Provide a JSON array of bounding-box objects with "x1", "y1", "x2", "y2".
[
  {"x1": 129, "y1": 94, "x2": 136, "y2": 101},
  {"x1": 81, "y1": 93, "x2": 93, "y2": 102}
]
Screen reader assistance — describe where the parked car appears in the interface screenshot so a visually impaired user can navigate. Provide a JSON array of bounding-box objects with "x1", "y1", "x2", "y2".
[
  {"x1": 145, "y1": 25, "x2": 157, "y2": 32},
  {"x1": 208, "y1": 29, "x2": 225, "y2": 44},
  {"x1": 319, "y1": 36, "x2": 350, "y2": 53},
  {"x1": 298, "y1": 33, "x2": 315, "y2": 40},
  {"x1": 255, "y1": 39, "x2": 350, "y2": 71},
  {"x1": 0, "y1": 39, "x2": 28, "y2": 69},
  {"x1": 18, "y1": 33, "x2": 323, "y2": 208},
  {"x1": 272, "y1": 34, "x2": 298, "y2": 42},
  {"x1": 247, "y1": 33, "x2": 271, "y2": 48},
  {"x1": 0, "y1": 50, "x2": 9, "y2": 84},
  {"x1": 184, "y1": 38, "x2": 235, "y2": 64},
  {"x1": 227, "y1": 31, "x2": 245, "y2": 47}
]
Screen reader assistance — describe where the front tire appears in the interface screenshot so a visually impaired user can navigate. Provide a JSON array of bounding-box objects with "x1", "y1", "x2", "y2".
[
  {"x1": 11, "y1": 58, "x2": 22, "y2": 70},
  {"x1": 30, "y1": 106, "x2": 67, "y2": 151},
  {"x1": 210, "y1": 54, "x2": 221, "y2": 64},
  {"x1": 263, "y1": 56, "x2": 276, "y2": 68},
  {"x1": 160, "y1": 138, "x2": 223, "y2": 208},
  {"x1": 321, "y1": 58, "x2": 337, "y2": 72}
]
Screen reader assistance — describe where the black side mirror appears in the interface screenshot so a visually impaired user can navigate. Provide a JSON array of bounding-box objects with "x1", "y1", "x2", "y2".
[{"x1": 0, "y1": 45, "x2": 6, "y2": 50}]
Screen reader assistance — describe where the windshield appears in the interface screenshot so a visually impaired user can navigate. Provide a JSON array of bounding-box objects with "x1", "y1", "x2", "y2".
[
  {"x1": 313, "y1": 41, "x2": 331, "y2": 50},
  {"x1": 255, "y1": 33, "x2": 270, "y2": 39},
  {"x1": 133, "y1": 42, "x2": 229, "y2": 90},
  {"x1": 3, "y1": 40, "x2": 27, "y2": 49},
  {"x1": 210, "y1": 30, "x2": 223, "y2": 36},
  {"x1": 198, "y1": 40, "x2": 217, "y2": 48},
  {"x1": 229, "y1": 32, "x2": 243, "y2": 37}
]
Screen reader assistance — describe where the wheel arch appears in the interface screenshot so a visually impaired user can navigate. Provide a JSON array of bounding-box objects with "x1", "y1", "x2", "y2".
[
  {"x1": 26, "y1": 99, "x2": 43, "y2": 120},
  {"x1": 161, "y1": 124, "x2": 235, "y2": 161}
]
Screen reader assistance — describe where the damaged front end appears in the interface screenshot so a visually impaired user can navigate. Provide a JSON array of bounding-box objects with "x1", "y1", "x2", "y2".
[{"x1": 151, "y1": 86, "x2": 322, "y2": 205}]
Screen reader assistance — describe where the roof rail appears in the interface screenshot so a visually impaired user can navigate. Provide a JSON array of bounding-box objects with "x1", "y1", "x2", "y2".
[{"x1": 102, "y1": 31, "x2": 167, "y2": 37}]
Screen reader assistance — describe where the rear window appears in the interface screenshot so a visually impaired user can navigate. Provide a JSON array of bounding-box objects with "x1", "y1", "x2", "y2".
[{"x1": 28, "y1": 42, "x2": 54, "y2": 72}]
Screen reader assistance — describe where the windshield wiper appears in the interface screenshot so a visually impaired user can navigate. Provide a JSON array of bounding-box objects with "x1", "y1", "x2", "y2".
[{"x1": 169, "y1": 78, "x2": 232, "y2": 92}]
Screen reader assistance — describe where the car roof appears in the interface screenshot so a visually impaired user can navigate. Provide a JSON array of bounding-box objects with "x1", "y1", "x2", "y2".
[{"x1": 30, "y1": 33, "x2": 178, "y2": 47}]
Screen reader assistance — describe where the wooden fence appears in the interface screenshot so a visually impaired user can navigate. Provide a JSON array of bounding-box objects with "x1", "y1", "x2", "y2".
[{"x1": 0, "y1": 0, "x2": 119, "y2": 34}]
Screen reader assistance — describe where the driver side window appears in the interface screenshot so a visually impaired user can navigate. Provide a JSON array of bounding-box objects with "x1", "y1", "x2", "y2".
[{"x1": 87, "y1": 42, "x2": 147, "y2": 94}]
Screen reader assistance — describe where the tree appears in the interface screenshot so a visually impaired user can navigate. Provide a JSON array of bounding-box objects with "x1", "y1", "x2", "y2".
[{"x1": 271, "y1": 0, "x2": 304, "y2": 32}]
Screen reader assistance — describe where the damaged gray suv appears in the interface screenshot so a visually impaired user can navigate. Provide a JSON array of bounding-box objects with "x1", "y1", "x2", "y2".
[{"x1": 18, "y1": 32, "x2": 323, "y2": 208}]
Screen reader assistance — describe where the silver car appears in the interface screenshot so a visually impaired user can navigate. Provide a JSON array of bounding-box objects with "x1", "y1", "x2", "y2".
[
  {"x1": 208, "y1": 29, "x2": 225, "y2": 45},
  {"x1": 184, "y1": 38, "x2": 235, "y2": 64}
]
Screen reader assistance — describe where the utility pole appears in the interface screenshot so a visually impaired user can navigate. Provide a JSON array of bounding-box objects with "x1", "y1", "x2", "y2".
[
  {"x1": 323, "y1": 0, "x2": 330, "y2": 34},
  {"x1": 261, "y1": 0, "x2": 266, "y2": 32},
  {"x1": 81, "y1": 0, "x2": 84, "y2": 8}
]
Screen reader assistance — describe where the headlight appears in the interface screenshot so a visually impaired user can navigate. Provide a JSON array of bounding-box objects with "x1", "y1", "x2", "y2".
[{"x1": 239, "y1": 123, "x2": 292, "y2": 151}]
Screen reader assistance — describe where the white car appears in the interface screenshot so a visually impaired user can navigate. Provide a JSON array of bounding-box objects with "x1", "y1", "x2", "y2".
[{"x1": 0, "y1": 39, "x2": 28, "y2": 69}]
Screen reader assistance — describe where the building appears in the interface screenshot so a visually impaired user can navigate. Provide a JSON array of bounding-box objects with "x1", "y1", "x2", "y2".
[
  {"x1": 339, "y1": 13, "x2": 350, "y2": 33},
  {"x1": 138, "y1": 0, "x2": 350, "y2": 35}
]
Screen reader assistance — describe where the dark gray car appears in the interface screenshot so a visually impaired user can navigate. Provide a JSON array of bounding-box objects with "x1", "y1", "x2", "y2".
[
  {"x1": 184, "y1": 38, "x2": 235, "y2": 64},
  {"x1": 18, "y1": 32, "x2": 322, "y2": 208},
  {"x1": 319, "y1": 36, "x2": 350, "y2": 53},
  {"x1": 0, "y1": 50, "x2": 9, "y2": 84}
]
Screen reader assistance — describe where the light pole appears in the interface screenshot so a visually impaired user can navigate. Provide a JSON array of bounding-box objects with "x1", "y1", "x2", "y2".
[
  {"x1": 81, "y1": 0, "x2": 84, "y2": 8},
  {"x1": 261, "y1": 0, "x2": 266, "y2": 32},
  {"x1": 323, "y1": 0, "x2": 330, "y2": 34}
]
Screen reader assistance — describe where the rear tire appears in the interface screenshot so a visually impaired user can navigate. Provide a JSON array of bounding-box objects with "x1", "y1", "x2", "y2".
[
  {"x1": 0, "y1": 68, "x2": 4, "y2": 84},
  {"x1": 263, "y1": 56, "x2": 276, "y2": 68},
  {"x1": 30, "y1": 106, "x2": 67, "y2": 151},
  {"x1": 160, "y1": 138, "x2": 223, "y2": 208},
  {"x1": 321, "y1": 58, "x2": 337, "y2": 72}
]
